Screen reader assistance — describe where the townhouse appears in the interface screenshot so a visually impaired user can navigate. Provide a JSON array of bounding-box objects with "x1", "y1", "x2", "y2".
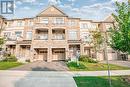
[{"x1": 1, "y1": 5, "x2": 128, "y2": 62}]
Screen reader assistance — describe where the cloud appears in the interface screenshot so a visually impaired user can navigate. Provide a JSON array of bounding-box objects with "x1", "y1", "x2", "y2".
[
  {"x1": 59, "y1": 0, "x2": 115, "y2": 20},
  {"x1": 23, "y1": 0, "x2": 36, "y2": 3},
  {"x1": 48, "y1": 0, "x2": 61, "y2": 5},
  {"x1": 22, "y1": 6, "x2": 31, "y2": 10},
  {"x1": 16, "y1": 1, "x2": 22, "y2": 5},
  {"x1": 111, "y1": 0, "x2": 128, "y2": 3}
]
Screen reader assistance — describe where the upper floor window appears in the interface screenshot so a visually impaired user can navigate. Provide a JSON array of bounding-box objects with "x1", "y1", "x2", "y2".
[
  {"x1": 27, "y1": 20, "x2": 33, "y2": 26},
  {"x1": 68, "y1": 30, "x2": 78, "y2": 40},
  {"x1": 68, "y1": 20, "x2": 76, "y2": 26},
  {"x1": 41, "y1": 18, "x2": 49, "y2": 24},
  {"x1": 26, "y1": 31, "x2": 32, "y2": 40},
  {"x1": 17, "y1": 21, "x2": 23, "y2": 26},
  {"x1": 4, "y1": 32, "x2": 11, "y2": 38},
  {"x1": 105, "y1": 24, "x2": 112, "y2": 31},
  {"x1": 91, "y1": 24, "x2": 97, "y2": 29},
  {"x1": 15, "y1": 31, "x2": 22, "y2": 37},
  {"x1": 53, "y1": 18, "x2": 64, "y2": 24},
  {"x1": 81, "y1": 32, "x2": 92, "y2": 42},
  {"x1": 80, "y1": 23, "x2": 89, "y2": 29}
]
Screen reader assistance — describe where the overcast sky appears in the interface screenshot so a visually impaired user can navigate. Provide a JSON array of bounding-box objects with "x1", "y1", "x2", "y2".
[{"x1": 0, "y1": 0, "x2": 127, "y2": 21}]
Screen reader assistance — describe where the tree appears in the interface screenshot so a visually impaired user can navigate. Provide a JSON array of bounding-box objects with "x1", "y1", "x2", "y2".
[
  {"x1": 91, "y1": 31, "x2": 103, "y2": 59},
  {"x1": 110, "y1": 1, "x2": 130, "y2": 54},
  {"x1": 0, "y1": 15, "x2": 6, "y2": 49}
]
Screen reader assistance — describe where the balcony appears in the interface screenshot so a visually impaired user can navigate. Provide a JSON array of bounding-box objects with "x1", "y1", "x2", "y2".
[
  {"x1": 34, "y1": 29, "x2": 48, "y2": 40},
  {"x1": 52, "y1": 29, "x2": 65, "y2": 40}
]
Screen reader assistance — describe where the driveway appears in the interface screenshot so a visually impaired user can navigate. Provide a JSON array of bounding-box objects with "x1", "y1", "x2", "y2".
[
  {"x1": 10, "y1": 61, "x2": 69, "y2": 71},
  {"x1": 100, "y1": 60, "x2": 130, "y2": 68}
]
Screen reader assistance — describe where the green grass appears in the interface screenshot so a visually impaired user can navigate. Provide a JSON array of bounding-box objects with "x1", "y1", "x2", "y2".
[
  {"x1": 74, "y1": 76, "x2": 130, "y2": 87},
  {"x1": 0, "y1": 62, "x2": 23, "y2": 70},
  {"x1": 67, "y1": 62, "x2": 130, "y2": 71}
]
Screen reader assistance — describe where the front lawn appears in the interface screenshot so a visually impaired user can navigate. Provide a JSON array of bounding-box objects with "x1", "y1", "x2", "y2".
[
  {"x1": 0, "y1": 62, "x2": 23, "y2": 70},
  {"x1": 74, "y1": 76, "x2": 130, "y2": 87},
  {"x1": 67, "y1": 62, "x2": 130, "y2": 71}
]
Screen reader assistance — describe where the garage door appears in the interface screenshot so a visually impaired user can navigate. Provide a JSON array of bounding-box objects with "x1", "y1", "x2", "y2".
[
  {"x1": 39, "y1": 50, "x2": 47, "y2": 61},
  {"x1": 52, "y1": 49, "x2": 65, "y2": 61}
]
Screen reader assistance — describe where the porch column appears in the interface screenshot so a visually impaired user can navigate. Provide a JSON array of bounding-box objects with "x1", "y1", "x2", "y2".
[
  {"x1": 65, "y1": 29, "x2": 68, "y2": 41},
  {"x1": 48, "y1": 28, "x2": 52, "y2": 41},
  {"x1": 47, "y1": 47, "x2": 52, "y2": 62},
  {"x1": 30, "y1": 47, "x2": 35, "y2": 62},
  {"x1": 80, "y1": 44, "x2": 84, "y2": 55},
  {"x1": 65, "y1": 46, "x2": 69, "y2": 60},
  {"x1": 15, "y1": 44, "x2": 20, "y2": 58}
]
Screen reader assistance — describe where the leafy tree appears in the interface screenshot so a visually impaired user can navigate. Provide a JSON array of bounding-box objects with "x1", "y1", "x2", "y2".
[
  {"x1": 0, "y1": 15, "x2": 6, "y2": 49},
  {"x1": 110, "y1": 1, "x2": 130, "y2": 54},
  {"x1": 91, "y1": 31, "x2": 103, "y2": 58}
]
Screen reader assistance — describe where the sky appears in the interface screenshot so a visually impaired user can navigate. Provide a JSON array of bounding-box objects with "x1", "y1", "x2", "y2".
[{"x1": 0, "y1": 0, "x2": 127, "y2": 21}]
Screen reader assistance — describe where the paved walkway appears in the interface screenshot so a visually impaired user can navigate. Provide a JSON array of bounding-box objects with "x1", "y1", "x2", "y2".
[
  {"x1": 10, "y1": 61, "x2": 69, "y2": 71},
  {"x1": 0, "y1": 70, "x2": 130, "y2": 87},
  {"x1": 100, "y1": 61, "x2": 130, "y2": 68}
]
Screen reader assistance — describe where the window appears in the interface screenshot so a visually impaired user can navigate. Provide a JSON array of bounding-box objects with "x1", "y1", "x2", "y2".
[
  {"x1": 81, "y1": 33, "x2": 92, "y2": 42},
  {"x1": 68, "y1": 20, "x2": 76, "y2": 26},
  {"x1": 17, "y1": 21, "x2": 23, "y2": 26},
  {"x1": 91, "y1": 24, "x2": 97, "y2": 29},
  {"x1": 15, "y1": 31, "x2": 22, "y2": 37},
  {"x1": 68, "y1": 30, "x2": 77, "y2": 40},
  {"x1": 41, "y1": 18, "x2": 48, "y2": 24},
  {"x1": 80, "y1": 23, "x2": 88, "y2": 29},
  {"x1": 4, "y1": 32, "x2": 11, "y2": 38},
  {"x1": 53, "y1": 18, "x2": 64, "y2": 24},
  {"x1": 26, "y1": 31, "x2": 32, "y2": 40},
  {"x1": 28, "y1": 20, "x2": 33, "y2": 26}
]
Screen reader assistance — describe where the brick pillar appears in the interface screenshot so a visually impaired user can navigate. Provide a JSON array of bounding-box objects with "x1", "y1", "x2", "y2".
[
  {"x1": 47, "y1": 47, "x2": 52, "y2": 62},
  {"x1": 65, "y1": 46, "x2": 69, "y2": 60},
  {"x1": 15, "y1": 44, "x2": 20, "y2": 58},
  {"x1": 80, "y1": 44, "x2": 84, "y2": 55}
]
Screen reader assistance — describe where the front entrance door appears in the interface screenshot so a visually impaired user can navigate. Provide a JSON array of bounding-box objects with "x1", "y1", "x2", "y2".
[{"x1": 39, "y1": 50, "x2": 47, "y2": 61}]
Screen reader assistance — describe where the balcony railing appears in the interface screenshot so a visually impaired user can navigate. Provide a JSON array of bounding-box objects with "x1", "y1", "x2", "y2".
[
  {"x1": 68, "y1": 40, "x2": 81, "y2": 43},
  {"x1": 34, "y1": 35, "x2": 48, "y2": 40},
  {"x1": 6, "y1": 37, "x2": 17, "y2": 41},
  {"x1": 34, "y1": 23, "x2": 49, "y2": 29},
  {"x1": 52, "y1": 23, "x2": 66, "y2": 27},
  {"x1": 17, "y1": 40, "x2": 32, "y2": 44},
  {"x1": 52, "y1": 35, "x2": 65, "y2": 40}
]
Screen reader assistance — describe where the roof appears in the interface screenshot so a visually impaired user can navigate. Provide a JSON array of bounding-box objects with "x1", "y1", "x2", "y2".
[{"x1": 37, "y1": 5, "x2": 68, "y2": 17}]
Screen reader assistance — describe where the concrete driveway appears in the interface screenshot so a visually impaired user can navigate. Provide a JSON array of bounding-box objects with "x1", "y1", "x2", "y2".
[
  {"x1": 10, "y1": 61, "x2": 69, "y2": 71},
  {"x1": 100, "y1": 61, "x2": 130, "y2": 67}
]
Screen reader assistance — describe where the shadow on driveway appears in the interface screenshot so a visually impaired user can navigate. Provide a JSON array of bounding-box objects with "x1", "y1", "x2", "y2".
[{"x1": 10, "y1": 61, "x2": 69, "y2": 71}]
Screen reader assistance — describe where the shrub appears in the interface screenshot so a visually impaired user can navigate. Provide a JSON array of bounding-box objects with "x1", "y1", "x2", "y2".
[
  {"x1": 79, "y1": 55, "x2": 98, "y2": 63},
  {"x1": 3, "y1": 55, "x2": 17, "y2": 62},
  {"x1": 25, "y1": 59, "x2": 30, "y2": 62}
]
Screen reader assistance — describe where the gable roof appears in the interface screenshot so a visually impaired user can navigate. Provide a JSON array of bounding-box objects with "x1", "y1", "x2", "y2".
[{"x1": 37, "y1": 5, "x2": 68, "y2": 17}]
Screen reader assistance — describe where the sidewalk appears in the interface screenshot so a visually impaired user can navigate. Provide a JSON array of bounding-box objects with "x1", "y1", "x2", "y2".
[{"x1": 0, "y1": 70, "x2": 130, "y2": 87}]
